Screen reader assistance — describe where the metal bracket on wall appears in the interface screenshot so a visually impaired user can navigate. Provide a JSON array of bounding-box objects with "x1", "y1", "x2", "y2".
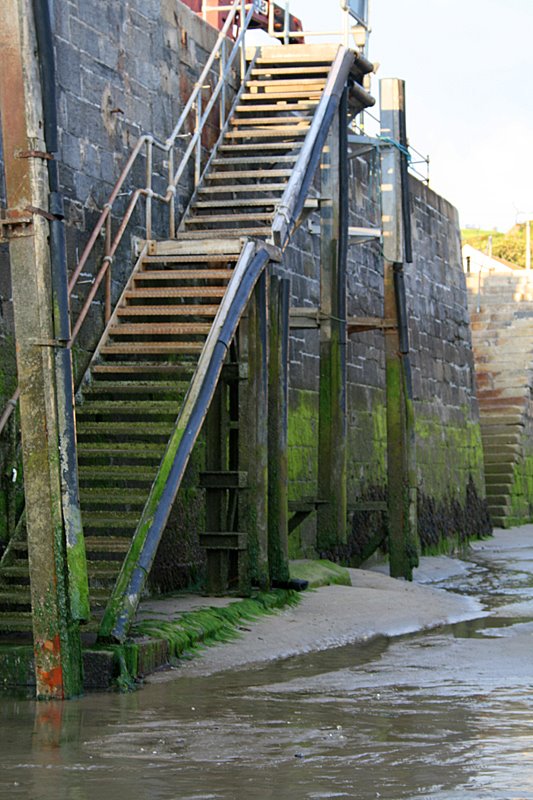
[
  {"x1": 349, "y1": 226, "x2": 381, "y2": 245},
  {"x1": 347, "y1": 316, "x2": 397, "y2": 334},
  {"x1": 0, "y1": 213, "x2": 33, "y2": 242}
]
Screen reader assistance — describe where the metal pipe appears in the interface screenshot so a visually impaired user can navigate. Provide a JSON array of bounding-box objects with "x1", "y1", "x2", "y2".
[
  {"x1": 31, "y1": 0, "x2": 90, "y2": 624},
  {"x1": 145, "y1": 138, "x2": 153, "y2": 240}
]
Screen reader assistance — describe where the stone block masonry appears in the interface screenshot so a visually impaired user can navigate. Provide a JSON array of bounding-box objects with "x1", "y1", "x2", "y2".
[{"x1": 467, "y1": 270, "x2": 533, "y2": 528}]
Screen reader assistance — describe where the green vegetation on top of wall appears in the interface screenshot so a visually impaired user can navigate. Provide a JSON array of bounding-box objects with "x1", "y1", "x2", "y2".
[{"x1": 462, "y1": 226, "x2": 528, "y2": 268}]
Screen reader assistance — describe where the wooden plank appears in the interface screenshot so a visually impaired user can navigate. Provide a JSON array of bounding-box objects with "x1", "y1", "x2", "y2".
[
  {"x1": 198, "y1": 183, "x2": 287, "y2": 194},
  {"x1": 251, "y1": 66, "x2": 331, "y2": 76},
  {"x1": 176, "y1": 228, "x2": 270, "y2": 239},
  {"x1": 207, "y1": 169, "x2": 293, "y2": 180},
  {"x1": 219, "y1": 142, "x2": 304, "y2": 151},
  {"x1": 150, "y1": 238, "x2": 244, "y2": 256},
  {"x1": 109, "y1": 323, "x2": 211, "y2": 335},
  {"x1": 230, "y1": 115, "x2": 311, "y2": 126},
  {"x1": 241, "y1": 90, "x2": 323, "y2": 101},
  {"x1": 211, "y1": 156, "x2": 298, "y2": 165},
  {"x1": 185, "y1": 213, "x2": 274, "y2": 224},
  {"x1": 124, "y1": 286, "x2": 227, "y2": 298},
  {"x1": 117, "y1": 305, "x2": 220, "y2": 317},
  {"x1": 134, "y1": 269, "x2": 233, "y2": 280},
  {"x1": 194, "y1": 199, "x2": 278, "y2": 209},
  {"x1": 248, "y1": 44, "x2": 339, "y2": 63},
  {"x1": 225, "y1": 128, "x2": 309, "y2": 139},
  {"x1": 235, "y1": 101, "x2": 319, "y2": 113}
]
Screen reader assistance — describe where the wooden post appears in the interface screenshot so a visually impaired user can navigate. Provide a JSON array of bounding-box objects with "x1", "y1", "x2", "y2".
[
  {"x1": 380, "y1": 78, "x2": 419, "y2": 579},
  {"x1": 240, "y1": 273, "x2": 269, "y2": 589},
  {"x1": 0, "y1": 0, "x2": 83, "y2": 697},
  {"x1": 204, "y1": 382, "x2": 230, "y2": 594},
  {"x1": 268, "y1": 273, "x2": 290, "y2": 583},
  {"x1": 317, "y1": 106, "x2": 348, "y2": 554}
]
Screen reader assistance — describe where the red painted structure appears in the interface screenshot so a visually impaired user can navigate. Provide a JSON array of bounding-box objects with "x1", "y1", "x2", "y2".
[{"x1": 181, "y1": 0, "x2": 304, "y2": 40}]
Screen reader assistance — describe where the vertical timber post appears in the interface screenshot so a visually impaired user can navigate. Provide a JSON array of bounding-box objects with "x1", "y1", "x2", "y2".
[
  {"x1": 380, "y1": 78, "x2": 419, "y2": 579},
  {"x1": 240, "y1": 273, "x2": 269, "y2": 589},
  {"x1": 268, "y1": 273, "x2": 290, "y2": 583},
  {"x1": 317, "y1": 100, "x2": 348, "y2": 554},
  {"x1": 0, "y1": 0, "x2": 83, "y2": 697}
]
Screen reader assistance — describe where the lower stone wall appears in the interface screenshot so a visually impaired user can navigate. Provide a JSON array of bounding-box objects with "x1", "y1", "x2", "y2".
[{"x1": 285, "y1": 166, "x2": 490, "y2": 561}]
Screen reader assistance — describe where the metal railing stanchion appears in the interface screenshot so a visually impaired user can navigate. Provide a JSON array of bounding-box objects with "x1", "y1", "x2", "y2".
[{"x1": 145, "y1": 137, "x2": 153, "y2": 240}]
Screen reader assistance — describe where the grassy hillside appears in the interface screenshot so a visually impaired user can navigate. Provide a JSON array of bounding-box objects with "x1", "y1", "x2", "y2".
[{"x1": 461, "y1": 226, "x2": 529, "y2": 268}]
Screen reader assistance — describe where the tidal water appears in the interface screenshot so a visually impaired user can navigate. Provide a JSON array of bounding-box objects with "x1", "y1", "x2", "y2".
[{"x1": 2, "y1": 539, "x2": 533, "y2": 800}]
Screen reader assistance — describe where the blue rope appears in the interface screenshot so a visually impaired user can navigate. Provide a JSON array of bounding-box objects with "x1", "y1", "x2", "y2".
[{"x1": 377, "y1": 135, "x2": 412, "y2": 162}]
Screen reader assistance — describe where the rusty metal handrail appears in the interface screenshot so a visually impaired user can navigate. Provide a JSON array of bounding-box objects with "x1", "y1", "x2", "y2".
[{"x1": 0, "y1": 0, "x2": 255, "y2": 438}]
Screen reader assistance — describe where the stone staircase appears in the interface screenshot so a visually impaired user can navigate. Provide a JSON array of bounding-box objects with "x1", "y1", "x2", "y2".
[
  {"x1": 0, "y1": 43, "x2": 366, "y2": 642},
  {"x1": 467, "y1": 270, "x2": 533, "y2": 527}
]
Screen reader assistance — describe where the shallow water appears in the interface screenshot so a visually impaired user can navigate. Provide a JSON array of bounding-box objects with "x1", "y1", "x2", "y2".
[{"x1": 2, "y1": 540, "x2": 533, "y2": 800}]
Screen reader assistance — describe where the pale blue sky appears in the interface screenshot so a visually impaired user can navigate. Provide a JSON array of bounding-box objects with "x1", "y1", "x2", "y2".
[{"x1": 280, "y1": 0, "x2": 533, "y2": 232}]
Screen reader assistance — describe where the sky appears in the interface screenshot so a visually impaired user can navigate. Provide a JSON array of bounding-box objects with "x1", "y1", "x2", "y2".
[{"x1": 264, "y1": 0, "x2": 533, "y2": 232}]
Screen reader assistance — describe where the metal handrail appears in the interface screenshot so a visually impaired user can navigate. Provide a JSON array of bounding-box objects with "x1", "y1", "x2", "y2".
[{"x1": 0, "y1": 0, "x2": 255, "y2": 438}]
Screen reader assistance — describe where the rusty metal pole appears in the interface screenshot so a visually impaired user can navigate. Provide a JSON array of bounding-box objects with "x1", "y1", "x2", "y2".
[
  {"x1": 380, "y1": 78, "x2": 419, "y2": 579},
  {"x1": 0, "y1": 0, "x2": 83, "y2": 698}
]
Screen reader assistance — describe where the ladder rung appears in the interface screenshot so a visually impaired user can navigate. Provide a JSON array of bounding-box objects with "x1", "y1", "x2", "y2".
[
  {"x1": 177, "y1": 228, "x2": 269, "y2": 239},
  {"x1": 207, "y1": 169, "x2": 293, "y2": 180},
  {"x1": 241, "y1": 91, "x2": 323, "y2": 101},
  {"x1": 117, "y1": 305, "x2": 220, "y2": 317},
  {"x1": 134, "y1": 269, "x2": 234, "y2": 280},
  {"x1": 198, "y1": 183, "x2": 287, "y2": 194},
  {"x1": 230, "y1": 115, "x2": 311, "y2": 126},
  {"x1": 245, "y1": 78, "x2": 327, "y2": 88},
  {"x1": 219, "y1": 142, "x2": 303, "y2": 152},
  {"x1": 124, "y1": 287, "x2": 227, "y2": 298},
  {"x1": 108, "y1": 323, "x2": 211, "y2": 335},
  {"x1": 251, "y1": 65, "x2": 330, "y2": 76},
  {"x1": 235, "y1": 101, "x2": 319, "y2": 113},
  {"x1": 185, "y1": 213, "x2": 274, "y2": 225},
  {"x1": 225, "y1": 127, "x2": 309, "y2": 139},
  {"x1": 142, "y1": 254, "x2": 236, "y2": 264},
  {"x1": 91, "y1": 364, "x2": 196, "y2": 375},
  {"x1": 100, "y1": 343, "x2": 204, "y2": 355},
  {"x1": 193, "y1": 198, "x2": 277, "y2": 209},
  {"x1": 212, "y1": 156, "x2": 297, "y2": 165}
]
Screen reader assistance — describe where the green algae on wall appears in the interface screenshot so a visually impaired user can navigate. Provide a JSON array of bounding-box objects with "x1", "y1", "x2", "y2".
[
  {"x1": 507, "y1": 454, "x2": 533, "y2": 527},
  {"x1": 287, "y1": 389, "x2": 319, "y2": 558}
]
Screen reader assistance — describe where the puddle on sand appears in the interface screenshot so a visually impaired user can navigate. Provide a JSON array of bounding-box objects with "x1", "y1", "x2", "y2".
[{"x1": 2, "y1": 546, "x2": 533, "y2": 800}]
